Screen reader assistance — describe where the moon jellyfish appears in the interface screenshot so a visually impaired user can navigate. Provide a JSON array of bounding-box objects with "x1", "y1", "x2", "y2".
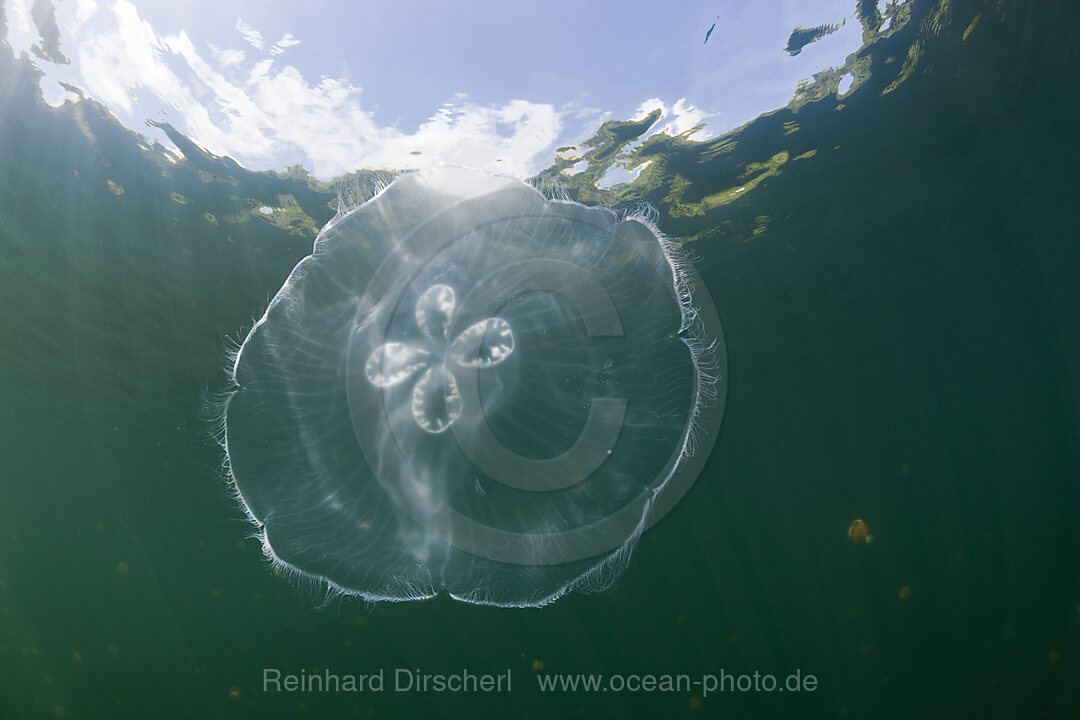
[{"x1": 221, "y1": 167, "x2": 726, "y2": 607}]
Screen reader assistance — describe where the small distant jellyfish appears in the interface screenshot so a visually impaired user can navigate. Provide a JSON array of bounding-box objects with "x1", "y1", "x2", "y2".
[
  {"x1": 220, "y1": 167, "x2": 726, "y2": 607},
  {"x1": 848, "y1": 518, "x2": 873, "y2": 544}
]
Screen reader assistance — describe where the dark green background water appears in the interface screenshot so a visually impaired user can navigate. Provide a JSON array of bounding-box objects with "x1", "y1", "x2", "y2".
[{"x1": 1, "y1": 1, "x2": 1077, "y2": 718}]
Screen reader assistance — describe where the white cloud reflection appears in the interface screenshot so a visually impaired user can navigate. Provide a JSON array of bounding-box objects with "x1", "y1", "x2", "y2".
[
  {"x1": 235, "y1": 18, "x2": 263, "y2": 51},
  {"x1": 270, "y1": 33, "x2": 299, "y2": 56},
  {"x1": 6, "y1": 0, "x2": 585, "y2": 178},
  {"x1": 3, "y1": 0, "x2": 865, "y2": 180}
]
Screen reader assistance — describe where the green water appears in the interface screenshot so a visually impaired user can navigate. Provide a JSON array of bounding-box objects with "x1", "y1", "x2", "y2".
[{"x1": 1, "y1": 1, "x2": 1078, "y2": 718}]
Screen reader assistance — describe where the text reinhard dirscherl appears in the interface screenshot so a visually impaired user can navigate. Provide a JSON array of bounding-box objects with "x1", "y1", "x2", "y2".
[
  {"x1": 262, "y1": 667, "x2": 820, "y2": 697},
  {"x1": 263, "y1": 668, "x2": 512, "y2": 694}
]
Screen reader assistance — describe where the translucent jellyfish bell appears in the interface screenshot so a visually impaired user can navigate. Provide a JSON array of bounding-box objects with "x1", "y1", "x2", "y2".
[{"x1": 222, "y1": 167, "x2": 726, "y2": 607}]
